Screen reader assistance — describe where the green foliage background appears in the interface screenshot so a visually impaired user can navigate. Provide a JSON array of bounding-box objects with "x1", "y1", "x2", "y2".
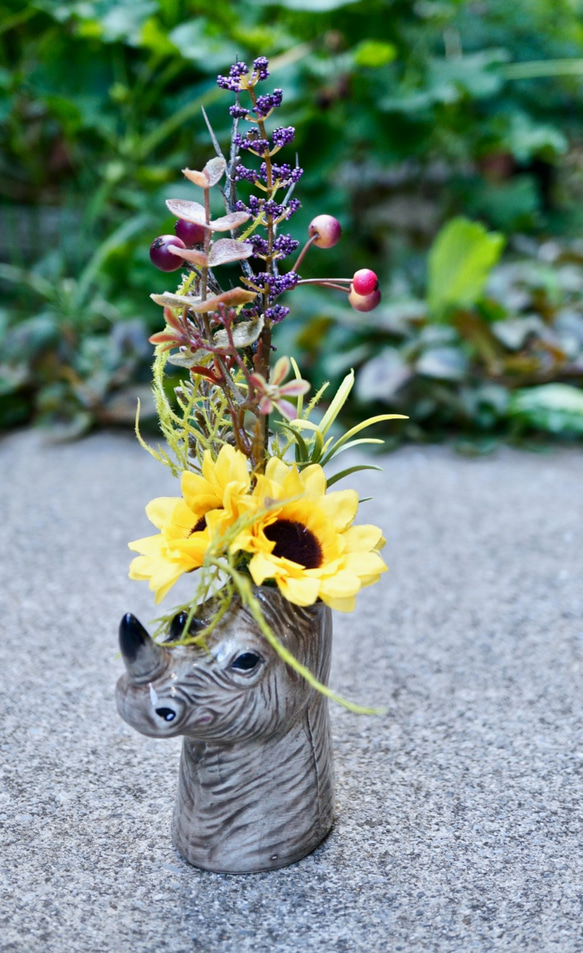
[{"x1": 1, "y1": 0, "x2": 583, "y2": 444}]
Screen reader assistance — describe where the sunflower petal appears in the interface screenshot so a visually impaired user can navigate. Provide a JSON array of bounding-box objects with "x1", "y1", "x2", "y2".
[
  {"x1": 319, "y1": 488, "x2": 359, "y2": 531},
  {"x1": 144, "y1": 496, "x2": 182, "y2": 529},
  {"x1": 342, "y1": 523, "x2": 386, "y2": 552},
  {"x1": 276, "y1": 573, "x2": 321, "y2": 607}
]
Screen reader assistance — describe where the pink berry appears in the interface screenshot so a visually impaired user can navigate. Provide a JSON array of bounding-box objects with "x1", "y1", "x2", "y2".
[
  {"x1": 352, "y1": 268, "x2": 379, "y2": 296},
  {"x1": 174, "y1": 218, "x2": 206, "y2": 246},
  {"x1": 308, "y1": 214, "x2": 342, "y2": 249},
  {"x1": 150, "y1": 234, "x2": 186, "y2": 272},
  {"x1": 348, "y1": 286, "x2": 382, "y2": 312}
]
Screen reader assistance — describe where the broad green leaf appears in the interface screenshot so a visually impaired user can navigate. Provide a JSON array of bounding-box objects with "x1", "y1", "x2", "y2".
[
  {"x1": 255, "y1": 0, "x2": 358, "y2": 8},
  {"x1": 416, "y1": 346, "x2": 469, "y2": 381},
  {"x1": 491, "y1": 316, "x2": 545, "y2": 351},
  {"x1": 429, "y1": 50, "x2": 508, "y2": 100},
  {"x1": 355, "y1": 348, "x2": 412, "y2": 403},
  {"x1": 508, "y1": 384, "x2": 583, "y2": 434},
  {"x1": 168, "y1": 19, "x2": 236, "y2": 71},
  {"x1": 504, "y1": 112, "x2": 568, "y2": 163},
  {"x1": 353, "y1": 40, "x2": 397, "y2": 69},
  {"x1": 78, "y1": 213, "x2": 151, "y2": 302},
  {"x1": 428, "y1": 217, "x2": 505, "y2": 316}
]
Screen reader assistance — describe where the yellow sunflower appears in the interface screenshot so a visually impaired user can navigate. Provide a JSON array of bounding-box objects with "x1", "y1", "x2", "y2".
[
  {"x1": 128, "y1": 444, "x2": 251, "y2": 602},
  {"x1": 234, "y1": 457, "x2": 387, "y2": 612}
]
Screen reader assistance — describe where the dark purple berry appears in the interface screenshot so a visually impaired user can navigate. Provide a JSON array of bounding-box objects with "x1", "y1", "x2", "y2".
[
  {"x1": 174, "y1": 219, "x2": 206, "y2": 246},
  {"x1": 150, "y1": 235, "x2": 186, "y2": 272}
]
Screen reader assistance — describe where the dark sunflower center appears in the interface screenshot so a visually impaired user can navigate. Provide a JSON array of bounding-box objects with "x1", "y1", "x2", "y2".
[
  {"x1": 189, "y1": 515, "x2": 207, "y2": 535},
  {"x1": 264, "y1": 519, "x2": 322, "y2": 569}
]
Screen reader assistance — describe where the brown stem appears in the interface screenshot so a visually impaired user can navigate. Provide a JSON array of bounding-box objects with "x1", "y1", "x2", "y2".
[
  {"x1": 295, "y1": 279, "x2": 351, "y2": 293},
  {"x1": 246, "y1": 87, "x2": 277, "y2": 473},
  {"x1": 290, "y1": 234, "x2": 317, "y2": 274}
]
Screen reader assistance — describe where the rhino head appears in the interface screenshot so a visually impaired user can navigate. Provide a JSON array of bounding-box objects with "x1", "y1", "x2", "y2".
[{"x1": 116, "y1": 588, "x2": 331, "y2": 746}]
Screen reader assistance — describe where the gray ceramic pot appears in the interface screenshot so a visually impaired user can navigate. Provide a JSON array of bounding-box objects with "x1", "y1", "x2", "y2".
[{"x1": 116, "y1": 586, "x2": 335, "y2": 873}]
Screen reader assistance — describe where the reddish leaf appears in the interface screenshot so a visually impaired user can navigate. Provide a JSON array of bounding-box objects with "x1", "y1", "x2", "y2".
[
  {"x1": 213, "y1": 316, "x2": 265, "y2": 348},
  {"x1": 182, "y1": 168, "x2": 209, "y2": 187},
  {"x1": 151, "y1": 287, "x2": 257, "y2": 311},
  {"x1": 151, "y1": 292, "x2": 199, "y2": 308},
  {"x1": 148, "y1": 331, "x2": 178, "y2": 346},
  {"x1": 209, "y1": 211, "x2": 250, "y2": 231},
  {"x1": 208, "y1": 239, "x2": 254, "y2": 266},
  {"x1": 168, "y1": 245, "x2": 208, "y2": 267},
  {"x1": 165, "y1": 199, "x2": 207, "y2": 223},
  {"x1": 203, "y1": 156, "x2": 227, "y2": 186}
]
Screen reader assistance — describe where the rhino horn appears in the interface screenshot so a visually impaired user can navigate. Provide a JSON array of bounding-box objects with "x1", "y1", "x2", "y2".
[{"x1": 119, "y1": 613, "x2": 168, "y2": 684}]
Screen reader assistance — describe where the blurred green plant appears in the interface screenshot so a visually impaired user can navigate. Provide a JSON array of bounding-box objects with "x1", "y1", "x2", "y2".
[
  {"x1": 2, "y1": 0, "x2": 583, "y2": 441},
  {"x1": 306, "y1": 219, "x2": 583, "y2": 446}
]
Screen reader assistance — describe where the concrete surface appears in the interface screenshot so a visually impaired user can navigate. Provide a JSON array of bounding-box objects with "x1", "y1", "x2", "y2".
[{"x1": 1, "y1": 429, "x2": 582, "y2": 953}]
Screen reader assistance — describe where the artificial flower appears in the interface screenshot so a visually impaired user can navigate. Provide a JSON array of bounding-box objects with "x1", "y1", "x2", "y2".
[
  {"x1": 249, "y1": 355, "x2": 310, "y2": 419},
  {"x1": 128, "y1": 445, "x2": 252, "y2": 602},
  {"x1": 234, "y1": 457, "x2": 387, "y2": 611}
]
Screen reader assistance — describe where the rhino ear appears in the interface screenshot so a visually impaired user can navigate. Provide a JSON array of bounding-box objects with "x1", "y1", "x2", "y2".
[{"x1": 119, "y1": 613, "x2": 168, "y2": 683}]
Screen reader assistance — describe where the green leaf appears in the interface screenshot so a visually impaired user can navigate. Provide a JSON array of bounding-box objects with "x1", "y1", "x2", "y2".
[
  {"x1": 353, "y1": 40, "x2": 397, "y2": 69},
  {"x1": 428, "y1": 50, "x2": 508, "y2": 100},
  {"x1": 491, "y1": 316, "x2": 545, "y2": 351},
  {"x1": 416, "y1": 346, "x2": 469, "y2": 381},
  {"x1": 355, "y1": 348, "x2": 412, "y2": 403},
  {"x1": 98, "y1": 0, "x2": 157, "y2": 44},
  {"x1": 255, "y1": 0, "x2": 358, "y2": 8},
  {"x1": 168, "y1": 19, "x2": 236, "y2": 71},
  {"x1": 278, "y1": 421, "x2": 311, "y2": 464},
  {"x1": 320, "y1": 414, "x2": 407, "y2": 466},
  {"x1": 428, "y1": 217, "x2": 505, "y2": 317},
  {"x1": 318, "y1": 370, "x2": 354, "y2": 436},
  {"x1": 326, "y1": 464, "x2": 383, "y2": 488},
  {"x1": 508, "y1": 384, "x2": 583, "y2": 435},
  {"x1": 77, "y1": 213, "x2": 151, "y2": 302}
]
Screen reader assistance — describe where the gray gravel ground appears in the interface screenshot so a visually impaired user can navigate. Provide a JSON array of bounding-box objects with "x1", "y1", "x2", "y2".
[{"x1": 1, "y1": 428, "x2": 582, "y2": 953}]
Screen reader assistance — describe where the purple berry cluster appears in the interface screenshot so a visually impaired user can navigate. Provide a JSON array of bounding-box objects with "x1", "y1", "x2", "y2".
[
  {"x1": 150, "y1": 57, "x2": 382, "y2": 332},
  {"x1": 234, "y1": 161, "x2": 303, "y2": 188},
  {"x1": 217, "y1": 58, "x2": 270, "y2": 92},
  {"x1": 254, "y1": 90, "x2": 283, "y2": 118},
  {"x1": 217, "y1": 57, "x2": 305, "y2": 322}
]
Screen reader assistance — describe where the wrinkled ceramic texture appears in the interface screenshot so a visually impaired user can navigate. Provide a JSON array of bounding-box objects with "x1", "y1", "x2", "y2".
[{"x1": 116, "y1": 587, "x2": 335, "y2": 873}]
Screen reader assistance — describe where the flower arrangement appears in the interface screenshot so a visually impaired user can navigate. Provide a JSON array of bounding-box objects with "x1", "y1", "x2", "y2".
[{"x1": 128, "y1": 57, "x2": 405, "y2": 708}]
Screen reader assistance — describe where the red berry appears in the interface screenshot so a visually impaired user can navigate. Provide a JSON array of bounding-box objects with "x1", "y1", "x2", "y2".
[
  {"x1": 150, "y1": 235, "x2": 186, "y2": 272},
  {"x1": 348, "y1": 286, "x2": 382, "y2": 312},
  {"x1": 352, "y1": 268, "x2": 379, "y2": 296},
  {"x1": 308, "y1": 214, "x2": 342, "y2": 249},
  {"x1": 174, "y1": 218, "x2": 206, "y2": 246}
]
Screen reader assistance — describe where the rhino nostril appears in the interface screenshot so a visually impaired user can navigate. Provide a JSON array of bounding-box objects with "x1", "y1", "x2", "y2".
[{"x1": 156, "y1": 707, "x2": 176, "y2": 722}]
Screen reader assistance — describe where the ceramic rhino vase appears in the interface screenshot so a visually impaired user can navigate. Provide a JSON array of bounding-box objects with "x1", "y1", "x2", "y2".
[{"x1": 116, "y1": 587, "x2": 335, "y2": 873}]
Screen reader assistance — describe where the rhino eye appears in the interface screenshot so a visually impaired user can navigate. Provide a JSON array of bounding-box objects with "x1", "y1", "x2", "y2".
[
  {"x1": 156, "y1": 707, "x2": 176, "y2": 722},
  {"x1": 231, "y1": 652, "x2": 262, "y2": 672}
]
